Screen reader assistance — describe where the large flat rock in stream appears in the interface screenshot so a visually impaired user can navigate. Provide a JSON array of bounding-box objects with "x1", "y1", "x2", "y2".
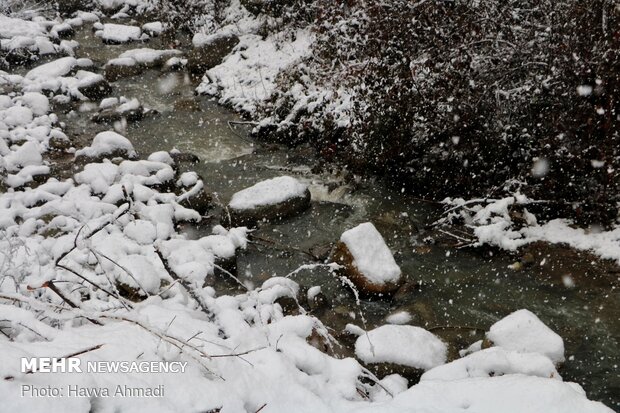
[
  {"x1": 227, "y1": 176, "x2": 310, "y2": 226},
  {"x1": 332, "y1": 222, "x2": 403, "y2": 295}
]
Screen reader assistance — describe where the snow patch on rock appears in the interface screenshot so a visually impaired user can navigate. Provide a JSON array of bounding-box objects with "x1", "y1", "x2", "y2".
[{"x1": 355, "y1": 325, "x2": 447, "y2": 370}]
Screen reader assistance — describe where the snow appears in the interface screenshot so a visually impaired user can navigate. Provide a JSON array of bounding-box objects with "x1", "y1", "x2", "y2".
[
  {"x1": 355, "y1": 325, "x2": 447, "y2": 370},
  {"x1": 116, "y1": 97, "x2": 141, "y2": 113},
  {"x1": 442, "y1": 196, "x2": 620, "y2": 264},
  {"x1": 74, "y1": 162, "x2": 119, "y2": 193},
  {"x1": 95, "y1": 23, "x2": 142, "y2": 43},
  {"x1": 357, "y1": 375, "x2": 614, "y2": 413},
  {"x1": 99, "y1": 97, "x2": 118, "y2": 110},
  {"x1": 228, "y1": 175, "x2": 308, "y2": 210},
  {"x1": 177, "y1": 171, "x2": 198, "y2": 187},
  {"x1": 148, "y1": 151, "x2": 174, "y2": 165},
  {"x1": 421, "y1": 347, "x2": 560, "y2": 381},
  {"x1": 106, "y1": 56, "x2": 137, "y2": 68},
  {"x1": 2, "y1": 105, "x2": 33, "y2": 127},
  {"x1": 25, "y1": 56, "x2": 77, "y2": 80},
  {"x1": 142, "y1": 21, "x2": 164, "y2": 36},
  {"x1": 522, "y1": 221, "x2": 620, "y2": 263},
  {"x1": 75, "y1": 131, "x2": 136, "y2": 159},
  {"x1": 486, "y1": 309, "x2": 565, "y2": 364},
  {"x1": 0, "y1": 15, "x2": 45, "y2": 39},
  {"x1": 19, "y1": 92, "x2": 50, "y2": 116},
  {"x1": 307, "y1": 285, "x2": 321, "y2": 300},
  {"x1": 198, "y1": 26, "x2": 315, "y2": 113},
  {"x1": 340, "y1": 222, "x2": 402, "y2": 285},
  {"x1": 385, "y1": 311, "x2": 412, "y2": 325},
  {"x1": 118, "y1": 48, "x2": 182, "y2": 65}
]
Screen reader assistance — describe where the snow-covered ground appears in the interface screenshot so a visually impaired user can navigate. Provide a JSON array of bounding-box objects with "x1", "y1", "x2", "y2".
[
  {"x1": 0, "y1": 4, "x2": 615, "y2": 413},
  {"x1": 438, "y1": 195, "x2": 620, "y2": 264}
]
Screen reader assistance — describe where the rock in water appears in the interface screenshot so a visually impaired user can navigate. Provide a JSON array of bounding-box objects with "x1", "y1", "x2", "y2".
[
  {"x1": 187, "y1": 33, "x2": 239, "y2": 74},
  {"x1": 75, "y1": 131, "x2": 137, "y2": 163},
  {"x1": 355, "y1": 325, "x2": 447, "y2": 380},
  {"x1": 104, "y1": 58, "x2": 144, "y2": 82},
  {"x1": 484, "y1": 309, "x2": 565, "y2": 365},
  {"x1": 227, "y1": 176, "x2": 310, "y2": 226},
  {"x1": 332, "y1": 222, "x2": 403, "y2": 295},
  {"x1": 78, "y1": 77, "x2": 113, "y2": 100},
  {"x1": 95, "y1": 24, "x2": 143, "y2": 44}
]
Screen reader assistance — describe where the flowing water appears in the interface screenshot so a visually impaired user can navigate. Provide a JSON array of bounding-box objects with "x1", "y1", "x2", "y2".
[{"x1": 53, "y1": 23, "x2": 620, "y2": 409}]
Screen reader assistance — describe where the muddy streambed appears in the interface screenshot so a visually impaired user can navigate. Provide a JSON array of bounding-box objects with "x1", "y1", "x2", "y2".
[{"x1": 43, "y1": 23, "x2": 620, "y2": 409}]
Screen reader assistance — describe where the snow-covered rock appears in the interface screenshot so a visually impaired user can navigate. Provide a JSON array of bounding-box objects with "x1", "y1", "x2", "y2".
[
  {"x1": 25, "y1": 56, "x2": 77, "y2": 81},
  {"x1": 386, "y1": 310, "x2": 413, "y2": 325},
  {"x1": 75, "y1": 131, "x2": 137, "y2": 161},
  {"x1": 91, "y1": 97, "x2": 150, "y2": 123},
  {"x1": 117, "y1": 48, "x2": 183, "y2": 68},
  {"x1": 74, "y1": 162, "x2": 119, "y2": 194},
  {"x1": 227, "y1": 176, "x2": 311, "y2": 226},
  {"x1": 95, "y1": 23, "x2": 143, "y2": 44},
  {"x1": 76, "y1": 72, "x2": 112, "y2": 100},
  {"x1": 486, "y1": 309, "x2": 565, "y2": 364},
  {"x1": 104, "y1": 57, "x2": 144, "y2": 81},
  {"x1": 187, "y1": 33, "x2": 239, "y2": 74},
  {"x1": 0, "y1": 15, "x2": 46, "y2": 39},
  {"x1": 421, "y1": 347, "x2": 560, "y2": 381},
  {"x1": 332, "y1": 222, "x2": 403, "y2": 295},
  {"x1": 355, "y1": 325, "x2": 447, "y2": 371},
  {"x1": 142, "y1": 22, "x2": 164, "y2": 36}
]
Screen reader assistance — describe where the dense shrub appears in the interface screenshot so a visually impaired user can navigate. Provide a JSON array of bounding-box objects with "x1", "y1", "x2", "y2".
[{"x1": 259, "y1": 0, "x2": 620, "y2": 225}]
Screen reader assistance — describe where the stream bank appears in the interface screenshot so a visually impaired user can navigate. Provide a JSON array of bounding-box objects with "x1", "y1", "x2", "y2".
[{"x1": 44, "y1": 20, "x2": 620, "y2": 409}]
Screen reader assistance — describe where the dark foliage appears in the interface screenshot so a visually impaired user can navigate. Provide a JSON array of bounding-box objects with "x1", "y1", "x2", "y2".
[{"x1": 259, "y1": 0, "x2": 620, "y2": 225}]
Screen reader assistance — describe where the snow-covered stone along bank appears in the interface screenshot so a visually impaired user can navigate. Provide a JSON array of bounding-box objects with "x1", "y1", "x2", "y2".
[{"x1": 0, "y1": 5, "x2": 615, "y2": 413}]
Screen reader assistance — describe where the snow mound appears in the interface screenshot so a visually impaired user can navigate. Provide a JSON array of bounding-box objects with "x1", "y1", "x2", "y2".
[
  {"x1": 229, "y1": 176, "x2": 308, "y2": 210},
  {"x1": 142, "y1": 21, "x2": 164, "y2": 36},
  {"x1": 118, "y1": 48, "x2": 182, "y2": 65},
  {"x1": 355, "y1": 325, "x2": 447, "y2": 370},
  {"x1": 0, "y1": 15, "x2": 45, "y2": 39},
  {"x1": 487, "y1": 309, "x2": 565, "y2": 364},
  {"x1": 25, "y1": 56, "x2": 77, "y2": 81},
  {"x1": 75, "y1": 131, "x2": 136, "y2": 160},
  {"x1": 340, "y1": 222, "x2": 402, "y2": 285},
  {"x1": 421, "y1": 347, "x2": 560, "y2": 381},
  {"x1": 386, "y1": 311, "x2": 412, "y2": 325},
  {"x1": 95, "y1": 23, "x2": 143, "y2": 43},
  {"x1": 362, "y1": 375, "x2": 614, "y2": 413}
]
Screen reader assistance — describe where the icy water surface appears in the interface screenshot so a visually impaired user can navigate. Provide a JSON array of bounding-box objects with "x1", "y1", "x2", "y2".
[{"x1": 58, "y1": 23, "x2": 620, "y2": 409}]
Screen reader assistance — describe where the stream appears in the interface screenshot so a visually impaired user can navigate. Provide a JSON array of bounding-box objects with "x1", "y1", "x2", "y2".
[{"x1": 40, "y1": 21, "x2": 620, "y2": 409}]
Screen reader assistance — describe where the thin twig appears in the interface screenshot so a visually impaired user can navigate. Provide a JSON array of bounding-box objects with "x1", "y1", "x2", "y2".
[{"x1": 155, "y1": 248, "x2": 213, "y2": 317}]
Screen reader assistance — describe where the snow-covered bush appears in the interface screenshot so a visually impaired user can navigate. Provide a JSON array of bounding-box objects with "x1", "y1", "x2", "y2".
[{"x1": 254, "y1": 0, "x2": 620, "y2": 226}]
